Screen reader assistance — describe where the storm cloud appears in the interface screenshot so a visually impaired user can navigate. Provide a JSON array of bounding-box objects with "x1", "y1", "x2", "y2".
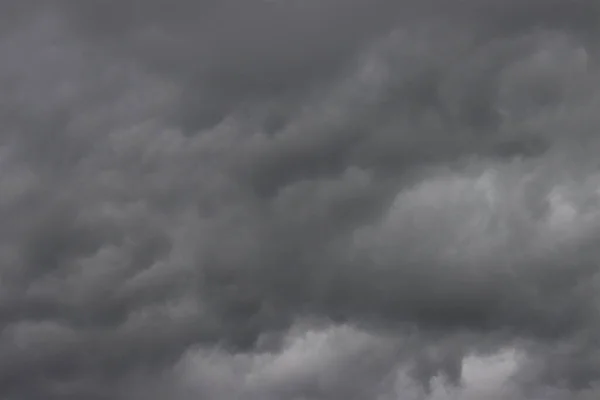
[{"x1": 1, "y1": 0, "x2": 600, "y2": 399}]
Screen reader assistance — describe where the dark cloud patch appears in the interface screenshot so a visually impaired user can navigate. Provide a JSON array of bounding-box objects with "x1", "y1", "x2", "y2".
[{"x1": 2, "y1": 1, "x2": 600, "y2": 399}]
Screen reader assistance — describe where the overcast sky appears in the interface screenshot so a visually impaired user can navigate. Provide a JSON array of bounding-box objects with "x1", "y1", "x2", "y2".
[{"x1": 1, "y1": 1, "x2": 600, "y2": 399}]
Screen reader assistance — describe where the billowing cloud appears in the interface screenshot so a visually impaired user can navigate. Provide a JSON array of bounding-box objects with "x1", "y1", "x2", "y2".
[{"x1": 1, "y1": 1, "x2": 600, "y2": 399}]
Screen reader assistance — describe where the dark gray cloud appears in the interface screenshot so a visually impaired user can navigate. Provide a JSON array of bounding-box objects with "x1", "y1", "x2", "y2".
[{"x1": 2, "y1": 1, "x2": 600, "y2": 399}]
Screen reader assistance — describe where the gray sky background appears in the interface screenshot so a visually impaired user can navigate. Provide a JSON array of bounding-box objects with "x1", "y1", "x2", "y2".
[{"x1": 1, "y1": 1, "x2": 600, "y2": 399}]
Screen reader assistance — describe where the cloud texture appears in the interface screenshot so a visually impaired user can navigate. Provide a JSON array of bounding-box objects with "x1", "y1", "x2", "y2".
[{"x1": 1, "y1": 1, "x2": 600, "y2": 399}]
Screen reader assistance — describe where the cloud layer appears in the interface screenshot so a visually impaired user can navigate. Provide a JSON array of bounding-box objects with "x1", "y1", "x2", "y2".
[{"x1": 1, "y1": 1, "x2": 600, "y2": 399}]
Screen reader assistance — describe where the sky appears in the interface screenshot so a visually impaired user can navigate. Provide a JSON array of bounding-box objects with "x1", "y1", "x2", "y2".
[{"x1": 1, "y1": 0, "x2": 600, "y2": 399}]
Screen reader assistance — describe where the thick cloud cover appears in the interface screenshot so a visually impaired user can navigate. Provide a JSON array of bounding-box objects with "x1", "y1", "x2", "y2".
[{"x1": 1, "y1": 1, "x2": 600, "y2": 399}]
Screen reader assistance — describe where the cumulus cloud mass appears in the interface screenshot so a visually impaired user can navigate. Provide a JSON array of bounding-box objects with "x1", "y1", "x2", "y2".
[{"x1": 2, "y1": 1, "x2": 600, "y2": 399}]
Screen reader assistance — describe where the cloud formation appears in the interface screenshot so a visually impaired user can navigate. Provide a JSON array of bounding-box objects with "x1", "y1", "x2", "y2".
[{"x1": 1, "y1": 1, "x2": 600, "y2": 399}]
